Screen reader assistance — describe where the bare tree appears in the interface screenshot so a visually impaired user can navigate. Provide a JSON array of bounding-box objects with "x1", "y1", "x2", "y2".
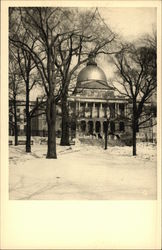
[
  {"x1": 9, "y1": 50, "x2": 23, "y2": 145},
  {"x1": 112, "y1": 39, "x2": 156, "y2": 155},
  {"x1": 18, "y1": 47, "x2": 41, "y2": 152},
  {"x1": 9, "y1": 7, "x2": 80, "y2": 158},
  {"x1": 10, "y1": 36, "x2": 43, "y2": 152}
]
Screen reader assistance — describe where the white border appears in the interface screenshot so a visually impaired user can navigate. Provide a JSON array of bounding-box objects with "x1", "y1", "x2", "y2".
[{"x1": 1, "y1": 1, "x2": 161, "y2": 249}]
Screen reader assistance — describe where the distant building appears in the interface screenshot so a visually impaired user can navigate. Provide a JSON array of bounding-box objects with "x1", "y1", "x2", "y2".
[{"x1": 9, "y1": 55, "x2": 156, "y2": 143}]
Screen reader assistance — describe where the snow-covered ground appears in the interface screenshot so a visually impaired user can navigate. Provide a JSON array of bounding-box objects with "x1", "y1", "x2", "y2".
[{"x1": 9, "y1": 138, "x2": 157, "y2": 200}]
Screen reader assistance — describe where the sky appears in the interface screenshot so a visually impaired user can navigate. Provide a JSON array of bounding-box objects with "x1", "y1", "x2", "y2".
[
  {"x1": 97, "y1": 7, "x2": 157, "y2": 81},
  {"x1": 99, "y1": 7, "x2": 156, "y2": 42}
]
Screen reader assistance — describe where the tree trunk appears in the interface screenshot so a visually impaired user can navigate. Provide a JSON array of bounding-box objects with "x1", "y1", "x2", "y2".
[
  {"x1": 132, "y1": 101, "x2": 138, "y2": 156},
  {"x1": 132, "y1": 119, "x2": 137, "y2": 156},
  {"x1": 14, "y1": 120, "x2": 18, "y2": 146},
  {"x1": 104, "y1": 120, "x2": 109, "y2": 150},
  {"x1": 60, "y1": 94, "x2": 70, "y2": 146},
  {"x1": 13, "y1": 96, "x2": 18, "y2": 146},
  {"x1": 25, "y1": 84, "x2": 31, "y2": 152},
  {"x1": 26, "y1": 116, "x2": 31, "y2": 152},
  {"x1": 104, "y1": 130, "x2": 108, "y2": 150},
  {"x1": 46, "y1": 96, "x2": 57, "y2": 159}
]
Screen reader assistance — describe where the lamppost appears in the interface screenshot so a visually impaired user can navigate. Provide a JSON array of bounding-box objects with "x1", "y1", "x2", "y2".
[{"x1": 104, "y1": 106, "x2": 111, "y2": 150}]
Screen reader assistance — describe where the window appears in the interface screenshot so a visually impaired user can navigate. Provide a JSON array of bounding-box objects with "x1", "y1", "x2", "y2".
[
  {"x1": 109, "y1": 103, "x2": 115, "y2": 118},
  {"x1": 95, "y1": 103, "x2": 100, "y2": 118},
  {"x1": 119, "y1": 122, "x2": 125, "y2": 132},
  {"x1": 103, "y1": 121, "x2": 108, "y2": 133},
  {"x1": 88, "y1": 103, "x2": 93, "y2": 118},
  {"x1": 80, "y1": 120, "x2": 86, "y2": 132},
  {"x1": 119, "y1": 104, "x2": 125, "y2": 116},
  {"x1": 80, "y1": 102, "x2": 85, "y2": 117},
  {"x1": 88, "y1": 121, "x2": 93, "y2": 134},
  {"x1": 110, "y1": 121, "x2": 115, "y2": 133},
  {"x1": 95, "y1": 121, "x2": 101, "y2": 133},
  {"x1": 102, "y1": 104, "x2": 107, "y2": 118}
]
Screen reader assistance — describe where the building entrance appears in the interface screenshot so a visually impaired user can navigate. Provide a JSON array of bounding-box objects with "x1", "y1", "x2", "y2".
[
  {"x1": 88, "y1": 121, "x2": 93, "y2": 134},
  {"x1": 95, "y1": 121, "x2": 101, "y2": 133}
]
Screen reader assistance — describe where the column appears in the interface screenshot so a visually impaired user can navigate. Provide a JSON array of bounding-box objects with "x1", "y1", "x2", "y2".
[
  {"x1": 115, "y1": 103, "x2": 119, "y2": 117},
  {"x1": 90, "y1": 103, "x2": 92, "y2": 118},
  {"x1": 85, "y1": 102, "x2": 88, "y2": 118},
  {"x1": 98, "y1": 103, "x2": 101, "y2": 118},
  {"x1": 92, "y1": 102, "x2": 95, "y2": 118},
  {"x1": 107, "y1": 104, "x2": 111, "y2": 119},
  {"x1": 100, "y1": 103, "x2": 105, "y2": 118},
  {"x1": 100, "y1": 121, "x2": 104, "y2": 137}
]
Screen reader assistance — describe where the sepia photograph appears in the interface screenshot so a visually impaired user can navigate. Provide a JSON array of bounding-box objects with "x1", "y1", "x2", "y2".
[
  {"x1": 8, "y1": 6, "x2": 157, "y2": 200},
  {"x1": 1, "y1": 1, "x2": 161, "y2": 249}
]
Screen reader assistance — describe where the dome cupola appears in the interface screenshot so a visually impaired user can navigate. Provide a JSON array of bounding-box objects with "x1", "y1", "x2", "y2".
[{"x1": 77, "y1": 52, "x2": 107, "y2": 84}]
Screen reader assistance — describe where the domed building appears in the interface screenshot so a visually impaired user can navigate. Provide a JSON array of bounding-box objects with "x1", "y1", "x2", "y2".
[
  {"x1": 68, "y1": 53, "x2": 129, "y2": 138},
  {"x1": 9, "y1": 53, "x2": 156, "y2": 144}
]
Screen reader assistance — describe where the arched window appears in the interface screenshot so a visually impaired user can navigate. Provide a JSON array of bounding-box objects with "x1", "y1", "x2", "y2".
[
  {"x1": 103, "y1": 121, "x2": 108, "y2": 133},
  {"x1": 88, "y1": 121, "x2": 93, "y2": 134},
  {"x1": 95, "y1": 121, "x2": 101, "y2": 133},
  {"x1": 80, "y1": 120, "x2": 86, "y2": 132},
  {"x1": 119, "y1": 122, "x2": 125, "y2": 132}
]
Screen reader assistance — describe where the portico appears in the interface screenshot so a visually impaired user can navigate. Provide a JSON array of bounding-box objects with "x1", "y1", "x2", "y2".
[{"x1": 69, "y1": 98, "x2": 128, "y2": 138}]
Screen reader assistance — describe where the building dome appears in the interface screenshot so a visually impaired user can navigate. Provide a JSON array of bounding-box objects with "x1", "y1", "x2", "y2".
[
  {"x1": 77, "y1": 52, "x2": 107, "y2": 84},
  {"x1": 77, "y1": 65, "x2": 107, "y2": 83}
]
